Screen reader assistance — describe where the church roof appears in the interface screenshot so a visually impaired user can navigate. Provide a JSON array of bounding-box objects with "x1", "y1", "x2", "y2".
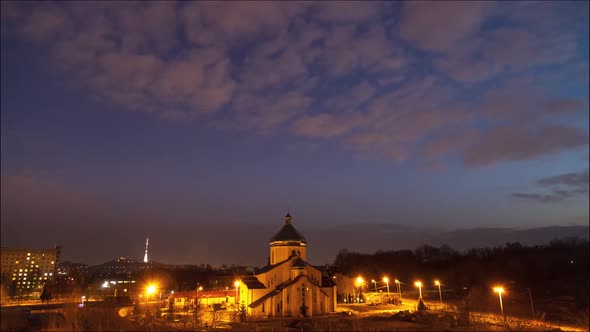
[
  {"x1": 240, "y1": 276, "x2": 266, "y2": 289},
  {"x1": 270, "y1": 214, "x2": 307, "y2": 243},
  {"x1": 291, "y1": 257, "x2": 306, "y2": 268},
  {"x1": 248, "y1": 274, "x2": 329, "y2": 308}
]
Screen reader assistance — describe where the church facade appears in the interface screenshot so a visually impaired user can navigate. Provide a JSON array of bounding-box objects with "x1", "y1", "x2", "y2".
[{"x1": 237, "y1": 213, "x2": 337, "y2": 317}]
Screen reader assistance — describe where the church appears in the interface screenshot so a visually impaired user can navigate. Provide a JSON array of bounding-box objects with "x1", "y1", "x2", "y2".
[{"x1": 236, "y1": 213, "x2": 337, "y2": 317}]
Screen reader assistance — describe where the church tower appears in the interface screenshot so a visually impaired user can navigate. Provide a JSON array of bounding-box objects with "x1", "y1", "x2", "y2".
[{"x1": 269, "y1": 213, "x2": 307, "y2": 264}]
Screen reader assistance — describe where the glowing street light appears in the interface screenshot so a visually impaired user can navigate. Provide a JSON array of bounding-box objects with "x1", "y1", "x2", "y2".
[
  {"x1": 414, "y1": 281, "x2": 423, "y2": 299},
  {"x1": 383, "y1": 277, "x2": 390, "y2": 298},
  {"x1": 234, "y1": 281, "x2": 240, "y2": 305},
  {"x1": 356, "y1": 277, "x2": 364, "y2": 303},
  {"x1": 493, "y1": 286, "x2": 506, "y2": 321},
  {"x1": 371, "y1": 279, "x2": 377, "y2": 292},
  {"x1": 434, "y1": 280, "x2": 443, "y2": 305},
  {"x1": 146, "y1": 284, "x2": 156, "y2": 295},
  {"x1": 394, "y1": 279, "x2": 402, "y2": 301},
  {"x1": 355, "y1": 276, "x2": 364, "y2": 287}
]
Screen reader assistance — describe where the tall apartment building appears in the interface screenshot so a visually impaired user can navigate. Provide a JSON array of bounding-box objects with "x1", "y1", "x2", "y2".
[{"x1": 1, "y1": 246, "x2": 61, "y2": 294}]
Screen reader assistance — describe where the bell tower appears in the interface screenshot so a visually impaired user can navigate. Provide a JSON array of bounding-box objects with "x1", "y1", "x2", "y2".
[{"x1": 269, "y1": 213, "x2": 307, "y2": 264}]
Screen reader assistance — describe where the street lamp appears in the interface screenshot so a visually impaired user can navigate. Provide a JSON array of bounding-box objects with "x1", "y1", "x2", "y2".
[
  {"x1": 196, "y1": 286, "x2": 203, "y2": 298},
  {"x1": 394, "y1": 279, "x2": 402, "y2": 301},
  {"x1": 382, "y1": 277, "x2": 390, "y2": 299},
  {"x1": 355, "y1": 277, "x2": 364, "y2": 303},
  {"x1": 414, "y1": 281, "x2": 423, "y2": 299},
  {"x1": 371, "y1": 279, "x2": 377, "y2": 292},
  {"x1": 493, "y1": 286, "x2": 506, "y2": 321},
  {"x1": 234, "y1": 281, "x2": 240, "y2": 305},
  {"x1": 146, "y1": 284, "x2": 156, "y2": 302},
  {"x1": 434, "y1": 280, "x2": 443, "y2": 305}
]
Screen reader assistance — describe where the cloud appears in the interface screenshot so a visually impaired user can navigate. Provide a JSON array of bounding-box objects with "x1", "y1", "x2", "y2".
[
  {"x1": 182, "y1": 2, "x2": 310, "y2": 44},
  {"x1": 399, "y1": 1, "x2": 585, "y2": 83},
  {"x1": 421, "y1": 128, "x2": 479, "y2": 160},
  {"x1": 291, "y1": 113, "x2": 360, "y2": 139},
  {"x1": 538, "y1": 169, "x2": 590, "y2": 188},
  {"x1": 545, "y1": 99, "x2": 587, "y2": 114},
  {"x1": 513, "y1": 169, "x2": 589, "y2": 203},
  {"x1": 398, "y1": 1, "x2": 493, "y2": 54},
  {"x1": 312, "y1": 1, "x2": 384, "y2": 23},
  {"x1": 232, "y1": 92, "x2": 312, "y2": 132},
  {"x1": 1, "y1": 1, "x2": 588, "y2": 167},
  {"x1": 464, "y1": 125, "x2": 589, "y2": 167}
]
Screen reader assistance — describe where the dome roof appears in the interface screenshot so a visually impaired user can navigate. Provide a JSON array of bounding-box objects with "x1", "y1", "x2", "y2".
[{"x1": 270, "y1": 213, "x2": 307, "y2": 243}]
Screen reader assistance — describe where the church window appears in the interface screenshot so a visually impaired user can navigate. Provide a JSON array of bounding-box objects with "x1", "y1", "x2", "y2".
[
  {"x1": 301, "y1": 283, "x2": 306, "y2": 305},
  {"x1": 262, "y1": 302, "x2": 265, "y2": 313}
]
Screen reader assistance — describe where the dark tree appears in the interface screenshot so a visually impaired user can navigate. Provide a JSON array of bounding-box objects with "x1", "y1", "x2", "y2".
[{"x1": 40, "y1": 285, "x2": 52, "y2": 303}]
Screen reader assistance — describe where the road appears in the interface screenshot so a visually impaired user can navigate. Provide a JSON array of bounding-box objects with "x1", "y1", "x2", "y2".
[{"x1": 339, "y1": 298, "x2": 588, "y2": 332}]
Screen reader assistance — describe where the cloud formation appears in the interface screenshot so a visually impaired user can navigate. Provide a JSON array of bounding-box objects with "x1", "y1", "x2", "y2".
[
  {"x1": 513, "y1": 169, "x2": 589, "y2": 203},
  {"x1": 1, "y1": 0, "x2": 588, "y2": 167}
]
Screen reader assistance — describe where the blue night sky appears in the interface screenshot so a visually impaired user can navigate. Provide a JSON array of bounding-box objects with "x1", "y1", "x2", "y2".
[{"x1": 1, "y1": 1, "x2": 588, "y2": 265}]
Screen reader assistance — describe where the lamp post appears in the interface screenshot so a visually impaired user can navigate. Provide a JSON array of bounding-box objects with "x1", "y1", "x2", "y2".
[
  {"x1": 146, "y1": 284, "x2": 156, "y2": 302},
  {"x1": 196, "y1": 286, "x2": 203, "y2": 307},
  {"x1": 414, "y1": 281, "x2": 422, "y2": 300},
  {"x1": 371, "y1": 279, "x2": 377, "y2": 292},
  {"x1": 394, "y1": 279, "x2": 402, "y2": 301},
  {"x1": 434, "y1": 280, "x2": 443, "y2": 305},
  {"x1": 493, "y1": 287, "x2": 506, "y2": 321},
  {"x1": 382, "y1": 277, "x2": 390, "y2": 299},
  {"x1": 355, "y1": 277, "x2": 364, "y2": 303},
  {"x1": 234, "y1": 281, "x2": 240, "y2": 305}
]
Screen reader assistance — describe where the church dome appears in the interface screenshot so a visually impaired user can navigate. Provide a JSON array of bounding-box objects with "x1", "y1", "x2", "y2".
[{"x1": 270, "y1": 213, "x2": 307, "y2": 244}]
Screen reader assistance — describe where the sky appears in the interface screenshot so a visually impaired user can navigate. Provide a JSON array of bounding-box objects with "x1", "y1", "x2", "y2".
[{"x1": 1, "y1": 1, "x2": 589, "y2": 265}]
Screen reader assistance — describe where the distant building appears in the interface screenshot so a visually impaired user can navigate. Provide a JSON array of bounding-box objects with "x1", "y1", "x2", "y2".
[
  {"x1": 236, "y1": 214, "x2": 336, "y2": 317},
  {"x1": 0, "y1": 246, "x2": 61, "y2": 295},
  {"x1": 168, "y1": 290, "x2": 236, "y2": 310},
  {"x1": 89, "y1": 257, "x2": 156, "y2": 275}
]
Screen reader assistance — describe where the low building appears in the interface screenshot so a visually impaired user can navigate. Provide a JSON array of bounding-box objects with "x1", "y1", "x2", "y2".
[
  {"x1": 168, "y1": 290, "x2": 236, "y2": 310},
  {"x1": 0, "y1": 246, "x2": 61, "y2": 296},
  {"x1": 236, "y1": 214, "x2": 337, "y2": 317}
]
